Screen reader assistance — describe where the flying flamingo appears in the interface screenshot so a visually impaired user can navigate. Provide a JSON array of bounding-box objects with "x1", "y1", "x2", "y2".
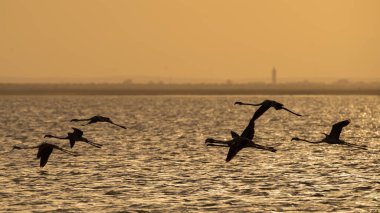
[
  {"x1": 291, "y1": 119, "x2": 367, "y2": 150},
  {"x1": 205, "y1": 117, "x2": 276, "y2": 162},
  {"x1": 70, "y1": 115, "x2": 126, "y2": 129},
  {"x1": 234, "y1": 99, "x2": 302, "y2": 121},
  {"x1": 44, "y1": 128, "x2": 102, "y2": 148},
  {"x1": 12, "y1": 142, "x2": 78, "y2": 167}
]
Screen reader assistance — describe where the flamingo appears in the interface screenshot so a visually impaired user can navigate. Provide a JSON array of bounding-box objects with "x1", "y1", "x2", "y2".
[
  {"x1": 205, "y1": 118, "x2": 276, "y2": 162},
  {"x1": 234, "y1": 99, "x2": 302, "y2": 121},
  {"x1": 70, "y1": 115, "x2": 126, "y2": 129},
  {"x1": 291, "y1": 119, "x2": 367, "y2": 150},
  {"x1": 12, "y1": 142, "x2": 78, "y2": 167},
  {"x1": 44, "y1": 128, "x2": 102, "y2": 148}
]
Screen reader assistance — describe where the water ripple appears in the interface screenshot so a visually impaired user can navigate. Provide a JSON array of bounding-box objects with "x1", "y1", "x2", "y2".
[{"x1": 0, "y1": 95, "x2": 379, "y2": 212}]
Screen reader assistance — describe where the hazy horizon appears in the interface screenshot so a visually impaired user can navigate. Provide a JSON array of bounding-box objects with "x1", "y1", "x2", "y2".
[
  {"x1": 1, "y1": 1, "x2": 379, "y2": 83},
  {"x1": 1, "y1": 74, "x2": 379, "y2": 84}
]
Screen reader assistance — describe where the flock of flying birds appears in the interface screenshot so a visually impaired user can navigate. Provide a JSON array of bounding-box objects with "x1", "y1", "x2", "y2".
[
  {"x1": 3, "y1": 99, "x2": 368, "y2": 167},
  {"x1": 205, "y1": 99, "x2": 367, "y2": 162},
  {"x1": 8, "y1": 115, "x2": 126, "y2": 167}
]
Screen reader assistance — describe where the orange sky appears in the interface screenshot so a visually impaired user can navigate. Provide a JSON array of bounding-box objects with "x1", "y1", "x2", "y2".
[{"x1": 0, "y1": 0, "x2": 379, "y2": 83}]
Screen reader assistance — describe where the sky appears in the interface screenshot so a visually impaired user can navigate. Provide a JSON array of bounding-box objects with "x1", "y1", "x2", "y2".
[{"x1": 0, "y1": 0, "x2": 379, "y2": 83}]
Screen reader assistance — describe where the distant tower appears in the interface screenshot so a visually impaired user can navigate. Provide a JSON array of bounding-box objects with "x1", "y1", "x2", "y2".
[{"x1": 272, "y1": 67, "x2": 277, "y2": 84}]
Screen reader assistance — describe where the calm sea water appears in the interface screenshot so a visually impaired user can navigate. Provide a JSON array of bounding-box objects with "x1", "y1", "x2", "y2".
[{"x1": 0, "y1": 95, "x2": 379, "y2": 212}]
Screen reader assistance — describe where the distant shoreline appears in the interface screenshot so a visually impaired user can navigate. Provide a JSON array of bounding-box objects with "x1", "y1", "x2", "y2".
[
  {"x1": 0, "y1": 88, "x2": 379, "y2": 95},
  {"x1": 1, "y1": 83, "x2": 379, "y2": 95}
]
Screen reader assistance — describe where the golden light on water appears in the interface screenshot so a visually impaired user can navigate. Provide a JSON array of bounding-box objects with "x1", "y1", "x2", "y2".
[{"x1": 0, "y1": 96, "x2": 379, "y2": 211}]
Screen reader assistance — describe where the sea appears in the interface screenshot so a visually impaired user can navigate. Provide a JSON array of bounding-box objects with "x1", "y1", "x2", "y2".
[{"x1": 0, "y1": 95, "x2": 379, "y2": 212}]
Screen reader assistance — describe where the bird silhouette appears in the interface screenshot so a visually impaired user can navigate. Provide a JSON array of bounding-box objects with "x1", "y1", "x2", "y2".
[
  {"x1": 205, "y1": 116, "x2": 276, "y2": 162},
  {"x1": 44, "y1": 128, "x2": 102, "y2": 148},
  {"x1": 234, "y1": 99, "x2": 302, "y2": 121},
  {"x1": 291, "y1": 119, "x2": 367, "y2": 150},
  {"x1": 70, "y1": 115, "x2": 126, "y2": 129},
  {"x1": 12, "y1": 142, "x2": 78, "y2": 167}
]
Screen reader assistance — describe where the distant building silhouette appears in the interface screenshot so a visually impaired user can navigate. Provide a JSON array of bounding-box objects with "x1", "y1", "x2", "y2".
[{"x1": 272, "y1": 67, "x2": 277, "y2": 84}]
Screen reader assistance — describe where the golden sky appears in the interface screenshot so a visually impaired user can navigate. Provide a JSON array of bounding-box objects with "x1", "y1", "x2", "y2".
[{"x1": 0, "y1": 0, "x2": 379, "y2": 83}]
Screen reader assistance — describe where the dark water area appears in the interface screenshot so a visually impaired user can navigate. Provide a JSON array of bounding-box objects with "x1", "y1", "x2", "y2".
[{"x1": 0, "y1": 95, "x2": 379, "y2": 212}]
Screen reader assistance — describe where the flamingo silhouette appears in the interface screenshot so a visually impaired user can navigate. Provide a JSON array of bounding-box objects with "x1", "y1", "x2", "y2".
[
  {"x1": 12, "y1": 142, "x2": 78, "y2": 167},
  {"x1": 234, "y1": 99, "x2": 302, "y2": 121},
  {"x1": 205, "y1": 117, "x2": 276, "y2": 162},
  {"x1": 70, "y1": 115, "x2": 126, "y2": 129},
  {"x1": 44, "y1": 128, "x2": 102, "y2": 148},
  {"x1": 291, "y1": 120, "x2": 367, "y2": 150}
]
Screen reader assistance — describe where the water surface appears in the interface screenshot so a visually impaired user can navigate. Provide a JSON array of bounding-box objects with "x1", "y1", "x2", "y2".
[{"x1": 0, "y1": 95, "x2": 379, "y2": 212}]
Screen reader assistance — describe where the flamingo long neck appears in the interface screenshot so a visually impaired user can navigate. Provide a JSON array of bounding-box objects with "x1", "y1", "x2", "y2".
[
  {"x1": 13, "y1": 144, "x2": 42, "y2": 150},
  {"x1": 48, "y1": 135, "x2": 68, "y2": 140},
  {"x1": 240, "y1": 102, "x2": 262, "y2": 106},
  {"x1": 205, "y1": 138, "x2": 232, "y2": 146}
]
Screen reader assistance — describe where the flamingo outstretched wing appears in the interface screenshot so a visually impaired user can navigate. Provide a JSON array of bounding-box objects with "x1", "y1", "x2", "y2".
[
  {"x1": 72, "y1": 128, "x2": 84, "y2": 137},
  {"x1": 329, "y1": 120, "x2": 350, "y2": 140}
]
